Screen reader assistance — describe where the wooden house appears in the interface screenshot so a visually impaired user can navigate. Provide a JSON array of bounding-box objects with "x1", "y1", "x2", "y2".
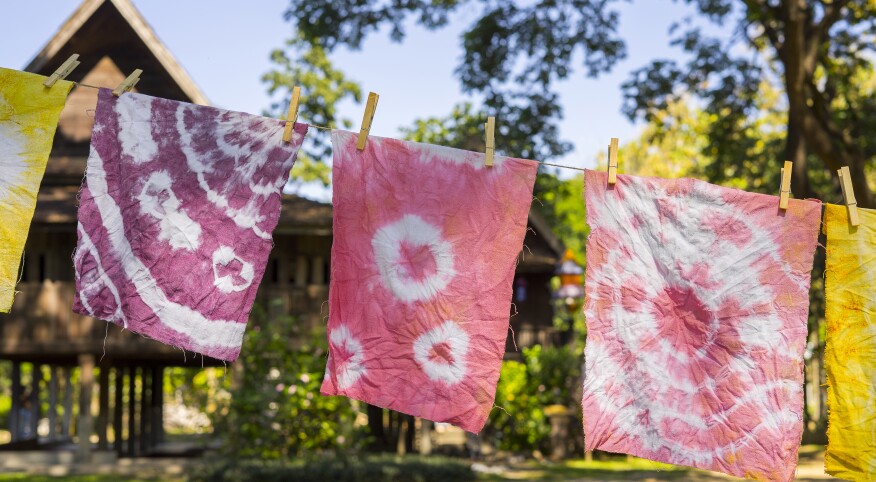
[{"x1": 0, "y1": 0, "x2": 564, "y2": 462}]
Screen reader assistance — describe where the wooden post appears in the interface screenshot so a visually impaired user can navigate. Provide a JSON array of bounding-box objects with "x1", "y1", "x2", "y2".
[
  {"x1": 150, "y1": 366, "x2": 163, "y2": 447},
  {"x1": 48, "y1": 366, "x2": 59, "y2": 441},
  {"x1": 156, "y1": 367, "x2": 164, "y2": 444},
  {"x1": 127, "y1": 365, "x2": 137, "y2": 456},
  {"x1": 113, "y1": 366, "x2": 123, "y2": 455},
  {"x1": 30, "y1": 363, "x2": 42, "y2": 438},
  {"x1": 139, "y1": 368, "x2": 150, "y2": 454},
  {"x1": 61, "y1": 367, "x2": 73, "y2": 438},
  {"x1": 396, "y1": 413, "x2": 407, "y2": 455},
  {"x1": 418, "y1": 418, "x2": 432, "y2": 455},
  {"x1": 10, "y1": 361, "x2": 21, "y2": 442},
  {"x1": 311, "y1": 256, "x2": 325, "y2": 285},
  {"x1": 77, "y1": 354, "x2": 95, "y2": 461},
  {"x1": 295, "y1": 255, "x2": 308, "y2": 287},
  {"x1": 97, "y1": 362, "x2": 109, "y2": 450}
]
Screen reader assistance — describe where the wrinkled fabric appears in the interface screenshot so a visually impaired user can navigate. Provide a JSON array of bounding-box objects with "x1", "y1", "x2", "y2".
[
  {"x1": 581, "y1": 170, "x2": 821, "y2": 482},
  {"x1": 0, "y1": 68, "x2": 72, "y2": 312},
  {"x1": 322, "y1": 131, "x2": 537, "y2": 433},
  {"x1": 823, "y1": 203, "x2": 876, "y2": 481},
  {"x1": 73, "y1": 89, "x2": 305, "y2": 361}
]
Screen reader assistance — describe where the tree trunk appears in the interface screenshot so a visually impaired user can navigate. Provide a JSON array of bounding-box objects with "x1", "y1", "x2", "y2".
[
  {"x1": 781, "y1": 0, "x2": 814, "y2": 200},
  {"x1": 367, "y1": 404, "x2": 387, "y2": 451}
]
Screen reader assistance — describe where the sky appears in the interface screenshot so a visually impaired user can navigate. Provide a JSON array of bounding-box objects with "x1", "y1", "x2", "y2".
[{"x1": 0, "y1": 0, "x2": 722, "y2": 198}]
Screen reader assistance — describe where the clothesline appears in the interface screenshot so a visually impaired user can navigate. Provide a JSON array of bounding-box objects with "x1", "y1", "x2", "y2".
[{"x1": 72, "y1": 80, "x2": 590, "y2": 174}]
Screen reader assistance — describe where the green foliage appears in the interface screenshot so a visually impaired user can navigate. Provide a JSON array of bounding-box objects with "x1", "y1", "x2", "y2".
[
  {"x1": 487, "y1": 345, "x2": 581, "y2": 452},
  {"x1": 533, "y1": 172, "x2": 587, "y2": 261},
  {"x1": 400, "y1": 103, "x2": 486, "y2": 152},
  {"x1": 622, "y1": 0, "x2": 876, "y2": 205},
  {"x1": 263, "y1": 34, "x2": 361, "y2": 185},
  {"x1": 276, "y1": 0, "x2": 628, "y2": 161},
  {"x1": 190, "y1": 455, "x2": 475, "y2": 482},
  {"x1": 225, "y1": 302, "x2": 358, "y2": 458},
  {"x1": 163, "y1": 365, "x2": 230, "y2": 435}
]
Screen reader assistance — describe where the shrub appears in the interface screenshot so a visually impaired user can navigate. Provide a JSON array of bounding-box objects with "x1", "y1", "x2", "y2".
[
  {"x1": 224, "y1": 302, "x2": 360, "y2": 458},
  {"x1": 486, "y1": 344, "x2": 581, "y2": 452}
]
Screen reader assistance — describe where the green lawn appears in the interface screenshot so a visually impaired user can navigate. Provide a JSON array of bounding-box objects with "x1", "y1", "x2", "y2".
[
  {"x1": 479, "y1": 445, "x2": 831, "y2": 481},
  {"x1": 479, "y1": 456, "x2": 691, "y2": 481},
  {"x1": 0, "y1": 475, "x2": 182, "y2": 482},
  {"x1": 0, "y1": 445, "x2": 830, "y2": 481}
]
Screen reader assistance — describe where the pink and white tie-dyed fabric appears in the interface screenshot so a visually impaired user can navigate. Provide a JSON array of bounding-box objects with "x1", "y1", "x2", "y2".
[
  {"x1": 581, "y1": 170, "x2": 821, "y2": 481},
  {"x1": 322, "y1": 131, "x2": 537, "y2": 433},
  {"x1": 73, "y1": 89, "x2": 306, "y2": 361}
]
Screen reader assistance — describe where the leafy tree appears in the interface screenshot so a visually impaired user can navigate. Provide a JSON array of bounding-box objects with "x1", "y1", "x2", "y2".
[
  {"x1": 263, "y1": 34, "x2": 362, "y2": 188},
  {"x1": 623, "y1": 0, "x2": 876, "y2": 206},
  {"x1": 270, "y1": 0, "x2": 628, "y2": 162}
]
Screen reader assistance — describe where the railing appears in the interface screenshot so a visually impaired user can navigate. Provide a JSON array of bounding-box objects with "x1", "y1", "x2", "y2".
[
  {"x1": 0, "y1": 281, "x2": 560, "y2": 360},
  {"x1": 0, "y1": 281, "x2": 329, "y2": 360}
]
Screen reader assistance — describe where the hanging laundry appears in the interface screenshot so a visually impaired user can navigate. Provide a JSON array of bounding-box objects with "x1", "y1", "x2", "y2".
[
  {"x1": 73, "y1": 89, "x2": 306, "y2": 361},
  {"x1": 322, "y1": 131, "x2": 537, "y2": 433},
  {"x1": 0, "y1": 68, "x2": 74, "y2": 312},
  {"x1": 823, "y1": 203, "x2": 876, "y2": 481},
  {"x1": 581, "y1": 171, "x2": 821, "y2": 482}
]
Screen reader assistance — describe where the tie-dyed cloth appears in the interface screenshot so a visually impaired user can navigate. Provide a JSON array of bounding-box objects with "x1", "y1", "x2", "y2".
[
  {"x1": 0, "y1": 68, "x2": 73, "y2": 312},
  {"x1": 322, "y1": 131, "x2": 537, "y2": 433},
  {"x1": 73, "y1": 89, "x2": 305, "y2": 361},
  {"x1": 823, "y1": 203, "x2": 876, "y2": 481},
  {"x1": 582, "y1": 171, "x2": 821, "y2": 481}
]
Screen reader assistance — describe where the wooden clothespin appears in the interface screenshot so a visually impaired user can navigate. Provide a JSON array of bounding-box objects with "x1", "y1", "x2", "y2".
[
  {"x1": 838, "y1": 166, "x2": 860, "y2": 227},
  {"x1": 485, "y1": 116, "x2": 496, "y2": 167},
  {"x1": 43, "y1": 54, "x2": 80, "y2": 88},
  {"x1": 779, "y1": 160, "x2": 793, "y2": 210},
  {"x1": 282, "y1": 86, "x2": 301, "y2": 143},
  {"x1": 112, "y1": 69, "x2": 142, "y2": 96},
  {"x1": 607, "y1": 137, "x2": 619, "y2": 185},
  {"x1": 356, "y1": 92, "x2": 379, "y2": 150}
]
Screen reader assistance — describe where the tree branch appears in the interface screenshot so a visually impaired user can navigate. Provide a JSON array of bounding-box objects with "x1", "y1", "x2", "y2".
[
  {"x1": 742, "y1": 0, "x2": 782, "y2": 52},
  {"x1": 804, "y1": 0, "x2": 849, "y2": 70}
]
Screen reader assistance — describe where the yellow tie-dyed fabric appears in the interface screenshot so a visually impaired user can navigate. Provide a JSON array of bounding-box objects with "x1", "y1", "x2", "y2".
[
  {"x1": 824, "y1": 203, "x2": 876, "y2": 481},
  {"x1": 0, "y1": 68, "x2": 72, "y2": 312}
]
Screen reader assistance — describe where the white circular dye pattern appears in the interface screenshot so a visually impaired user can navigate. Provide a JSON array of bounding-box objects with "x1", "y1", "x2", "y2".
[
  {"x1": 0, "y1": 94, "x2": 29, "y2": 204},
  {"x1": 137, "y1": 171, "x2": 202, "y2": 251},
  {"x1": 413, "y1": 320, "x2": 469, "y2": 386},
  {"x1": 211, "y1": 246, "x2": 255, "y2": 293},
  {"x1": 371, "y1": 214, "x2": 455, "y2": 303},
  {"x1": 329, "y1": 324, "x2": 366, "y2": 390}
]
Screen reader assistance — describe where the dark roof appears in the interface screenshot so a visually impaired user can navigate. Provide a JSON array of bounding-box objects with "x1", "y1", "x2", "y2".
[{"x1": 276, "y1": 194, "x2": 333, "y2": 235}]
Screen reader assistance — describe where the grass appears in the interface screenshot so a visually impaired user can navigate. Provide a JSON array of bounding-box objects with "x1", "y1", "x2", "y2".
[
  {"x1": 0, "y1": 476, "x2": 180, "y2": 482},
  {"x1": 0, "y1": 446, "x2": 829, "y2": 481},
  {"x1": 479, "y1": 445, "x2": 831, "y2": 481},
  {"x1": 478, "y1": 455, "x2": 692, "y2": 481}
]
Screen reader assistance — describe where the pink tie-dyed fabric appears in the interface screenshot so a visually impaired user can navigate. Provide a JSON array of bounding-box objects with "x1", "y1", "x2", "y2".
[
  {"x1": 322, "y1": 131, "x2": 538, "y2": 433},
  {"x1": 73, "y1": 89, "x2": 306, "y2": 361},
  {"x1": 581, "y1": 171, "x2": 821, "y2": 481}
]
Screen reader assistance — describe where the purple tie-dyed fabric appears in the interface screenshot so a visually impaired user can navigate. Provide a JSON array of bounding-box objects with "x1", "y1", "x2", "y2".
[{"x1": 73, "y1": 89, "x2": 306, "y2": 361}]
